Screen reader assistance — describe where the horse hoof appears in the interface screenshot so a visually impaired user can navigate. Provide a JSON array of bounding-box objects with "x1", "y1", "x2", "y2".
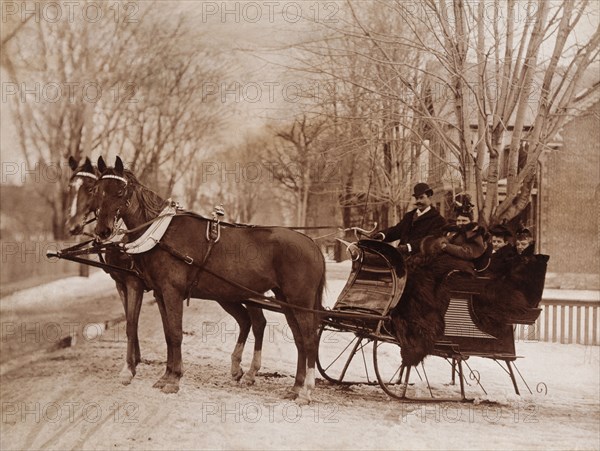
[
  {"x1": 239, "y1": 375, "x2": 255, "y2": 386},
  {"x1": 119, "y1": 372, "x2": 134, "y2": 386},
  {"x1": 231, "y1": 369, "x2": 244, "y2": 382},
  {"x1": 161, "y1": 383, "x2": 179, "y2": 394},
  {"x1": 295, "y1": 394, "x2": 311, "y2": 406},
  {"x1": 153, "y1": 379, "x2": 167, "y2": 389},
  {"x1": 119, "y1": 364, "x2": 135, "y2": 385},
  {"x1": 283, "y1": 390, "x2": 298, "y2": 400}
]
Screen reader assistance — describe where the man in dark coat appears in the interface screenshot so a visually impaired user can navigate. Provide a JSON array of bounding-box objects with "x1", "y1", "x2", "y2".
[{"x1": 373, "y1": 183, "x2": 446, "y2": 255}]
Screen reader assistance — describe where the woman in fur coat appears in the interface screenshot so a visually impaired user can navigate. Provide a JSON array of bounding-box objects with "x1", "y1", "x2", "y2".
[{"x1": 421, "y1": 210, "x2": 487, "y2": 276}]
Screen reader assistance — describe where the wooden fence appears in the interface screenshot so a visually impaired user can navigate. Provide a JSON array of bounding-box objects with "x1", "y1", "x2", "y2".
[{"x1": 515, "y1": 298, "x2": 600, "y2": 346}]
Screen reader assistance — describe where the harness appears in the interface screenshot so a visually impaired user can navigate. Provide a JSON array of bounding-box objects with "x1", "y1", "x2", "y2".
[{"x1": 112, "y1": 203, "x2": 224, "y2": 304}]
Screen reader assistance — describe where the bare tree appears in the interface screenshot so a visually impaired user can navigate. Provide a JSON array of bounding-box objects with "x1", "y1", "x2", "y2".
[
  {"x1": 2, "y1": 2, "x2": 225, "y2": 237},
  {"x1": 339, "y1": 0, "x2": 599, "y2": 225},
  {"x1": 264, "y1": 114, "x2": 328, "y2": 226}
]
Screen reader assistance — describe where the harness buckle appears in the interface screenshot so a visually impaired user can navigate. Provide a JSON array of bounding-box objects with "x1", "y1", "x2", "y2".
[{"x1": 184, "y1": 255, "x2": 194, "y2": 265}]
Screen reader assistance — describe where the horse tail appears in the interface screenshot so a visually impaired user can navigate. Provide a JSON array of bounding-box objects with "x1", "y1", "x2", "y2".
[{"x1": 315, "y1": 263, "x2": 327, "y2": 310}]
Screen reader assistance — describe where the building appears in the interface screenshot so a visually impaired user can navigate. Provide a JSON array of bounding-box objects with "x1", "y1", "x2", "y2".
[
  {"x1": 538, "y1": 82, "x2": 600, "y2": 288},
  {"x1": 418, "y1": 66, "x2": 599, "y2": 289}
]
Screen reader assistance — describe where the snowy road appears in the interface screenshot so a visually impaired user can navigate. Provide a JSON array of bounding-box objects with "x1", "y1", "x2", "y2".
[{"x1": 1, "y1": 264, "x2": 599, "y2": 450}]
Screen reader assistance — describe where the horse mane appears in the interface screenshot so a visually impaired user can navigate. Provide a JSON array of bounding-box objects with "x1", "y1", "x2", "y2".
[{"x1": 121, "y1": 169, "x2": 169, "y2": 222}]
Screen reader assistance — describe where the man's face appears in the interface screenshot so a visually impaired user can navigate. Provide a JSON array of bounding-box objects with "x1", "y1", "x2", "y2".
[
  {"x1": 456, "y1": 215, "x2": 470, "y2": 226},
  {"x1": 516, "y1": 238, "x2": 532, "y2": 254},
  {"x1": 492, "y1": 236, "x2": 507, "y2": 252},
  {"x1": 415, "y1": 193, "x2": 432, "y2": 210}
]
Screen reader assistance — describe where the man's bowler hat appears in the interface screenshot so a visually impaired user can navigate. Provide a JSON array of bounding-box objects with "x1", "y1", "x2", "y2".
[{"x1": 412, "y1": 183, "x2": 434, "y2": 198}]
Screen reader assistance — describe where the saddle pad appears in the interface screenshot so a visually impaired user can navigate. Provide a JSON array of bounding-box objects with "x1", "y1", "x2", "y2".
[{"x1": 123, "y1": 203, "x2": 177, "y2": 254}]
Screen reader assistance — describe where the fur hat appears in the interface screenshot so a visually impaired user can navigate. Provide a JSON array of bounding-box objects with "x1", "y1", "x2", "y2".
[
  {"x1": 412, "y1": 183, "x2": 433, "y2": 198},
  {"x1": 490, "y1": 224, "x2": 512, "y2": 238},
  {"x1": 516, "y1": 227, "x2": 532, "y2": 240},
  {"x1": 453, "y1": 193, "x2": 474, "y2": 220}
]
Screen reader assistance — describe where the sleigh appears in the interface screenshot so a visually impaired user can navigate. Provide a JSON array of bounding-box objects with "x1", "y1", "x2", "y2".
[{"x1": 317, "y1": 238, "x2": 549, "y2": 402}]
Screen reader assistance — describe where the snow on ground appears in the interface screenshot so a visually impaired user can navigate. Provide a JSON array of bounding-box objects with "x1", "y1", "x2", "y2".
[
  {"x1": 1, "y1": 261, "x2": 599, "y2": 450},
  {"x1": 1, "y1": 269, "x2": 117, "y2": 307},
  {"x1": 542, "y1": 288, "x2": 600, "y2": 301}
]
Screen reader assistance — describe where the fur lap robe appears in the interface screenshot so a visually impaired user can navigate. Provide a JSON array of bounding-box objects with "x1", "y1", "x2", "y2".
[
  {"x1": 472, "y1": 254, "x2": 548, "y2": 337},
  {"x1": 388, "y1": 226, "x2": 485, "y2": 367},
  {"x1": 391, "y1": 248, "x2": 548, "y2": 364},
  {"x1": 471, "y1": 280, "x2": 530, "y2": 337},
  {"x1": 390, "y1": 254, "x2": 451, "y2": 367}
]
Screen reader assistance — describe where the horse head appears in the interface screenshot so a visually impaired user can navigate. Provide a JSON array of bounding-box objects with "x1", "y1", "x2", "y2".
[
  {"x1": 95, "y1": 156, "x2": 132, "y2": 240},
  {"x1": 65, "y1": 156, "x2": 99, "y2": 236}
]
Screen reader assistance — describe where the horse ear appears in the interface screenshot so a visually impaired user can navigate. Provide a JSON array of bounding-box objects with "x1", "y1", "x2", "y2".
[
  {"x1": 98, "y1": 156, "x2": 107, "y2": 173},
  {"x1": 83, "y1": 157, "x2": 93, "y2": 173},
  {"x1": 115, "y1": 156, "x2": 124, "y2": 175},
  {"x1": 68, "y1": 156, "x2": 78, "y2": 171}
]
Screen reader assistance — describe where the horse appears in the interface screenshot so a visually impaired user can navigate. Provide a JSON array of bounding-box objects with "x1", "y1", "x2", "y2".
[
  {"x1": 94, "y1": 156, "x2": 326, "y2": 402},
  {"x1": 65, "y1": 157, "x2": 268, "y2": 387},
  {"x1": 66, "y1": 156, "x2": 148, "y2": 384}
]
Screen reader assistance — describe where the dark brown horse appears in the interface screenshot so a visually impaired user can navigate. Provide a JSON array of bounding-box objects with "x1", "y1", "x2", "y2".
[
  {"x1": 94, "y1": 157, "x2": 326, "y2": 402},
  {"x1": 65, "y1": 157, "x2": 268, "y2": 387},
  {"x1": 66, "y1": 156, "x2": 147, "y2": 385}
]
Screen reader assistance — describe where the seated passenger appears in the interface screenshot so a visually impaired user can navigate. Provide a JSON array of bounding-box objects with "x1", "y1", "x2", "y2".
[
  {"x1": 487, "y1": 224, "x2": 517, "y2": 275},
  {"x1": 515, "y1": 227, "x2": 535, "y2": 255},
  {"x1": 422, "y1": 208, "x2": 486, "y2": 275}
]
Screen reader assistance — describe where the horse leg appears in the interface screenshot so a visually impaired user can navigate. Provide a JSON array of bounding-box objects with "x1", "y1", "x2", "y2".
[
  {"x1": 281, "y1": 308, "x2": 307, "y2": 400},
  {"x1": 240, "y1": 306, "x2": 267, "y2": 386},
  {"x1": 114, "y1": 279, "x2": 135, "y2": 385},
  {"x1": 157, "y1": 286, "x2": 185, "y2": 394},
  {"x1": 152, "y1": 292, "x2": 173, "y2": 390},
  {"x1": 217, "y1": 301, "x2": 251, "y2": 382},
  {"x1": 292, "y1": 310, "x2": 319, "y2": 405},
  {"x1": 119, "y1": 277, "x2": 145, "y2": 385},
  {"x1": 133, "y1": 287, "x2": 143, "y2": 366}
]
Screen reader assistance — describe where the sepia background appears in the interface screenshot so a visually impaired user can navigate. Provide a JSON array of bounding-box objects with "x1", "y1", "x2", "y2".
[{"x1": 1, "y1": 1, "x2": 599, "y2": 449}]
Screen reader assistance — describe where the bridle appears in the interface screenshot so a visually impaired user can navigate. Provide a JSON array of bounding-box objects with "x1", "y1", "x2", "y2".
[
  {"x1": 96, "y1": 173, "x2": 131, "y2": 240},
  {"x1": 68, "y1": 170, "x2": 99, "y2": 233}
]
